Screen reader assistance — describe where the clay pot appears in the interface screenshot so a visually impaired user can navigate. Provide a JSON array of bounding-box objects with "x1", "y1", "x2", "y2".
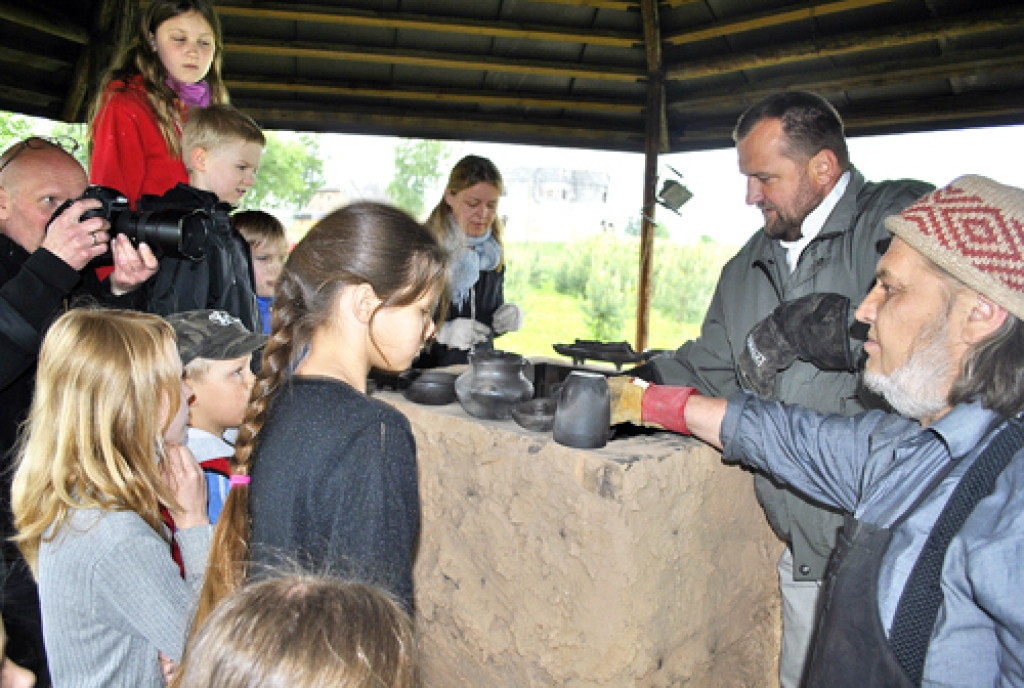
[
  {"x1": 402, "y1": 370, "x2": 458, "y2": 405},
  {"x1": 455, "y1": 349, "x2": 534, "y2": 420},
  {"x1": 512, "y1": 398, "x2": 557, "y2": 432},
  {"x1": 552, "y1": 371, "x2": 610, "y2": 449}
]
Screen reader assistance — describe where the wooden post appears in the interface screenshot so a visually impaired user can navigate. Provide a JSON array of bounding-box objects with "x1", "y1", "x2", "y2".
[{"x1": 636, "y1": 0, "x2": 662, "y2": 353}]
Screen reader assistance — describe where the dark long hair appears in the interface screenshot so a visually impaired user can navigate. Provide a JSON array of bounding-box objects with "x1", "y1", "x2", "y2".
[
  {"x1": 192, "y1": 202, "x2": 447, "y2": 630},
  {"x1": 89, "y1": 0, "x2": 227, "y2": 159}
]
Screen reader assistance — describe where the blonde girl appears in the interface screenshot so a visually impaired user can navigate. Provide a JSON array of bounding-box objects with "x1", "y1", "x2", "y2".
[
  {"x1": 89, "y1": 0, "x2": 228, "y2": 207},
  {"x1": 417, "y1": 155, "x2": 524, "y2": 367},
  {"x1": 12, "y1": 309, "x2": 210, "y2": 687},
  {"x1": 172, "y1": 575, "x2": 415, "y2": 688},
  {"x1": 194, "y1": 201, "x2": 447, "y2": 629}
]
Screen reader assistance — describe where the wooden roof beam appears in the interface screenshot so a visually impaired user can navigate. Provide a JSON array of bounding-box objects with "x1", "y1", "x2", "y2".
[
  {"x1": 214, "y1": 4, "x2": 640, "y2": 49},
  {"x1": 668, "y1": 92, "x2": 1024, "y2": 148},
  {"x1": 0, "y1": 82, "x2": 60, "y2": 109},
  {"x1": 665, "y1": 4, "x2": 1024, "y2": 81},
  {"x1": 226, "y1": 40, "x2": 644, "y2": 83},
  {"x1": 515, "y1": 0, "x2": 639, "y2": 11},
  {"x1": 226, "y1": 79, "x2": 644, "y2": 115},
  {"x1": 0, "y1": 2, "x2": 89, "y2": 44},
  {"x1": 667, "y1": 47, "x2": 1024, "y2": 114},
  {"x1": 0, "y1": 45, "x2": 73, "y2": 72},
  {"x1": 664, "y1": 0, "x2": 898, "y2": 46},
  {"x1": 242, "y1": 106, "x2": 645, "y2": 148}
]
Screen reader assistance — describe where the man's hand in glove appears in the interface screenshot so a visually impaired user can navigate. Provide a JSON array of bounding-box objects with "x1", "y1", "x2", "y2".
[
  {"x1": 737, "y1": 292, "x2": 855, "y2": 400},
  {"x1": 436, "y1": 319, "x2": 492, "y2": 350},
  {"x1": 492, "y1": 303, "x2": 524, "y2": 335},
  {"x1": 607, "y1": 376, "x2": 701, "y2": 435}
]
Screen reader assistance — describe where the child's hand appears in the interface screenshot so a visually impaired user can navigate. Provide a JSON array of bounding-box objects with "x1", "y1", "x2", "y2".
[
  {"x1": 158, "y1": 652, "x2": 176, "y2": 685},
  {"x1": 162, "y1": 444, "x2": 209, "y2": 530}
]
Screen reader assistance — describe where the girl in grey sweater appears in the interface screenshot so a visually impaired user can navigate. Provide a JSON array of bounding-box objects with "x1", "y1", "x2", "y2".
[{"x1": 11, "y1": 309, "x2": 211, "y2": 688}]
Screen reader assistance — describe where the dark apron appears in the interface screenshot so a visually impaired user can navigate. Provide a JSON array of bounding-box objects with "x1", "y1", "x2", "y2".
[
  {"x1": 803, "y1": 513, "x2": 915, "y2": 687},
  {"x1": 803, "y1": 416, "x2": 1023, "y2": 688}
]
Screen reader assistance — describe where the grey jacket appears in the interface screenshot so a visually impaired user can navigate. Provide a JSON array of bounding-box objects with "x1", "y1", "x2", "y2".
[{"x1": 650, "y1": 169, "x2": 932, "y2": 580}]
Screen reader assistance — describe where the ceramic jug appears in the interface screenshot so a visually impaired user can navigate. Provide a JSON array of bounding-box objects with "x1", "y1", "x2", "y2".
[
  {"x1": 552, "y1": 371, "x2": 610, "y2": 449},
  {"x1": 455, "y1": 349, "x2": 534, "y2": 420}
]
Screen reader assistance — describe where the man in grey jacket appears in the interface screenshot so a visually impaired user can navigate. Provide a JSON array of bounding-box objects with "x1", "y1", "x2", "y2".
[{"x1": 641, "y1": 91, "x2": 932, "y2": 686}]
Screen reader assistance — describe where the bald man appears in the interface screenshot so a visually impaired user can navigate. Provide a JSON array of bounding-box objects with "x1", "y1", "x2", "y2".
[{"x1": 0, "y1": 137, "x2": 157, "y2": 685}]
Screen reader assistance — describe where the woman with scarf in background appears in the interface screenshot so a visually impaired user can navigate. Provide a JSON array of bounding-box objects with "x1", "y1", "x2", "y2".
[{"x1": 415, "y1": 155, "x2": 524, "y2": 368}]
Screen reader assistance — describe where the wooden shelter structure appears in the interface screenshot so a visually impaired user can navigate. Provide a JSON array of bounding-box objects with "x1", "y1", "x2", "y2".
[{"x1": 2, "y1": 0, "x2": 1023, "y2": 348}]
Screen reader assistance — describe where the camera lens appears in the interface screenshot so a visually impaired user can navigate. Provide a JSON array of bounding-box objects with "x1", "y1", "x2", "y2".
[{"x1": 115, "y1": 209, "x2": 210, "y2": 262}]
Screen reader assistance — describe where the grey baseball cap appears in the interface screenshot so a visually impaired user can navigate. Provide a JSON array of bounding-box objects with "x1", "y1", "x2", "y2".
[{"x1": 167, "y1": 310, "x2": 267, "y2": 366}]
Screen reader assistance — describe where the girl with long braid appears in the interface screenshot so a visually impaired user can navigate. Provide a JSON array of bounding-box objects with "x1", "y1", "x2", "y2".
[{"x1": 194, "y1": 202, "x2": 447, "y2": 627}]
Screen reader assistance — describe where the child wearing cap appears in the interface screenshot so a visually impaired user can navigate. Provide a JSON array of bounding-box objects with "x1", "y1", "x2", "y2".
[{"x1": 166, "y1": 310, "x2": 266, "y2": 526}]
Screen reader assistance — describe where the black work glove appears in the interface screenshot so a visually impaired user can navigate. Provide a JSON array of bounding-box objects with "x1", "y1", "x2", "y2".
[{"x1": 737, "y1": 293, "x2": 855, "y2": 401}]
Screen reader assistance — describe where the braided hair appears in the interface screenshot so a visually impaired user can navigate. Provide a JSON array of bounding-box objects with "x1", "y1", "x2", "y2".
[{"x1": 192, "y1": 201, "x2": 447, "y2": 629}]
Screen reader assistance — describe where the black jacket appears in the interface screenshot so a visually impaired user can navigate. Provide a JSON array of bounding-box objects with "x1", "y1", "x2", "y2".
[
  {"x1": 139, "y1": 184, "x2": 260, "y2": 333},
  {"x1": 0, "y1": 234, "x2": 141, "y2": 553}
]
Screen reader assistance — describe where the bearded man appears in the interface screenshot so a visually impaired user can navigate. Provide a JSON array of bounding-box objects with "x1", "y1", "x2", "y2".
[
  {"x1": 637, "y1": 90, "x2": 932, "y2": 686},
  {"x1": 617, "y1": 175, "x2": 1024, "y2": 686}
]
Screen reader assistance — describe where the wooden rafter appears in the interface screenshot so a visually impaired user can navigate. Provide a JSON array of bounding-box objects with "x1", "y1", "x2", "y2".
[
  {"x1": 666, "y1": 48, "x2": 1024, "y2": 115},
  {"x1": 663, "y1": 0, "x2": 897, "y2": 46},
  {"x1": 668, "y1": 92, "x2": 1024, "y2": 149},
  {"x1": 516, "y1": 0, "x2": 639, "y2": 11},
  {"x1": 226, "y1": 40, "x2": 644, "y2": 82},
  {"x1": 0, "y1": 2, "x2": 89, "y2": 44},
  {"x1": 242, "y1": 106, "x2": 645, "y2": 146},
  {"x1": 0, "y1": 82, "x2": 59, "y2": 108},
  {"x1": 0, "y1": 45, "x2": 72, "y2": 72},
  {"x1": 214, "y1": 4, "x2": 640, "y2": 49},
  {"x1": 226, "y1": 79, "x2": 644, "y2": 115},
  {"x1": 665, "y1": 5, "x2": 1024, "y2": 81}
]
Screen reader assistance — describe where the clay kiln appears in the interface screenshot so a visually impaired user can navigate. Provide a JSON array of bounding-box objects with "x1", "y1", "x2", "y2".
[{"x1": 377, "y1": 380, "x2": 784, "y2": 687}]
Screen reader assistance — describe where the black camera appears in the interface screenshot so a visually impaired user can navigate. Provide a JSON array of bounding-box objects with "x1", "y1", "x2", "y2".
[{"x1": 49, "y1": 185, "x2": 210, "y2": 262}]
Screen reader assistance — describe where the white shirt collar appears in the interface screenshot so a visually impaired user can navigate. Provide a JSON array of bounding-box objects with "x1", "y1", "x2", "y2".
[{"x1": 780, "y1": 170, "x2": 851, "y2": 272}]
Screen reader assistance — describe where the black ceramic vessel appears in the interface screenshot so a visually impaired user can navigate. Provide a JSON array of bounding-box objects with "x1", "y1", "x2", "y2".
[
  {"x1": 512, "y1": 398, "x2": 557, "y2": 432},
  {"x1": 552, "y1": 371, "x2": 611, "y2": 449},
  {"x1": 455, "y1": 349, "x2": 534, "y2": 420},
  {"x1": 402, "y1": 370, "x2": 458, "y2": 405}
]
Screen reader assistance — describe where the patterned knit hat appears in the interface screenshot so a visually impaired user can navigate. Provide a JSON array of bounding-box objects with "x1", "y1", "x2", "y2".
[{"x1": 885, "y1": 175, "x2": 1024, "y2": 319}]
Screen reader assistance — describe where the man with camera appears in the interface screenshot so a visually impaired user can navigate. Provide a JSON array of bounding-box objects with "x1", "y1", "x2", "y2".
[{"x1": 0, "y1": 136, "x2": 158, "y2": 686}]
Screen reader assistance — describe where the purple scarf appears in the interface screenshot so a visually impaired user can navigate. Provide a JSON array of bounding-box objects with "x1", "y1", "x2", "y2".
[{"x1": 167, "y1": 77, "x2": 211, "y2": 109}]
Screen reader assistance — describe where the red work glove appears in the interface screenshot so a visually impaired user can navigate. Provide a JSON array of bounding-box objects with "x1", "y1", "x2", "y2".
[{"x1": 608, "y1": 377, "x2": 701, "y2": 435}]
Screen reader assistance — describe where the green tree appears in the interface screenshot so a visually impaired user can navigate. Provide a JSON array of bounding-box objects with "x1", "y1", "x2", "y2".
[
  {"x1": 242, "y1": 132, "x2": 325, "y2": 211},
  {"x1": 652, "y1": 240, "x2": 733, "y2": 324},
  {"x1": 50, "y1": 122, "x2": 89, "y2": 169},
  {"x1": 0, "y1": 111, "x2": 35, "y2": 154},
  {"x1": 386, "y1": 139, "x2": 449, "y2": 218},
  {"x1": 582, "y1": 262, "x2": 630, "y2": 341}
]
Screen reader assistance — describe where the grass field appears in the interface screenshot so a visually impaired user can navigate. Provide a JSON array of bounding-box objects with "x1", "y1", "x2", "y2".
[{"x1": 497, "y1": 286, "x2": 702, "y2": 362}]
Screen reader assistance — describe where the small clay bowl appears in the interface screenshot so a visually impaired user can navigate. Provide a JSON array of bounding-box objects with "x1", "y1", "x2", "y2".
[
  {"x1": 512, "y1": 398, "x2": 557, "y2": 432},
  {"x1": 403, "y1": 371, "x2": 458, "y2": 405}
]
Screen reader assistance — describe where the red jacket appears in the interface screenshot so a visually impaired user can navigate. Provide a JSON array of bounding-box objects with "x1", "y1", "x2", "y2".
[{"x1": 89, "y1": 75, "x2": 189, "y2": 209}]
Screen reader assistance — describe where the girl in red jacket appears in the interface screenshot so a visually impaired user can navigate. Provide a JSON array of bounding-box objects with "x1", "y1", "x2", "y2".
[{"x1": 89, "y1": 0, "x2": 228, "y2": 208}]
